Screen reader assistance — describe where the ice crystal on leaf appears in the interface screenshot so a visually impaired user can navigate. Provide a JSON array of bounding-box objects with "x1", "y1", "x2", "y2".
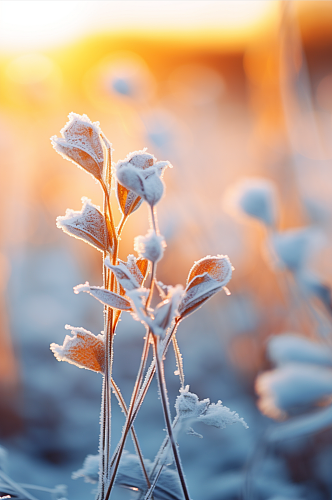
[
  {"x1": 56, "y1": 197, "x2": 108, "y2": 252},
  {"x1": 74, "y1": 282, "x2": 132, "y2": 310},
  {"x1": 175, "y1": 387, "x2": 248, "y2": 433},
  {"x1": 50, "y1": 326, "x2": 105, "y2": 373},
  {"x1": 51, "y1": 113, "x2": 105, "y2": 182},
  {"x1": 178, "y1": 255, "x2": 233, "y2": 318}
]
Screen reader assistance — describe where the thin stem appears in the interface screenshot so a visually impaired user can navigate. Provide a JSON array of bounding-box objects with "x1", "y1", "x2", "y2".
[
  {"x1": 152, "y1": 334, "x2": 190, "y2": 500},
  {"x1": 105, "y1": 329, "x2": 152, "y2": 500},
  {"x1": 111, "y1": 378, "x2": 151, "y2": 489},
  {"x1": 146, "y1": 262, "x2": 156, "y2": 312}
]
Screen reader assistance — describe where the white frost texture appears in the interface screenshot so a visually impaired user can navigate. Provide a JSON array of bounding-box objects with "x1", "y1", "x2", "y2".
[
  {"x1": 134, "y1": 230, "x2": 166, "y2": 263},
  {"x1": 56, "y1": 197, "x2": 108, "y2": 252},
  {"x1": 175, "y1": 386, "x2": 248, "y2": 432},
  {"x1": 115, "y1": 149, "x2": 171, "y2": 207},
  {"x1": 51, "y1": 113, "x2": 105, "y2": 181}
]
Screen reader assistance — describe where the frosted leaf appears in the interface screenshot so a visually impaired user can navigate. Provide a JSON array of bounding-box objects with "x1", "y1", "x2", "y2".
[
  {"x1": 105, "y1": 258, "x2": 140, "y2": 291},
  {"x1": 126, "y1": 255, "x2": 149, "y2": 286},
  {"x1": 226, "y1": 177, "x2": 278, "y2": 227},
  {"x1": 56, "y1": 197, "x2": 108, "y2": 252},
  {"x1": 175, "y1": 387, "x2": 248, "y2": 431},
  {"x1": 153, "y1": 285, "x2": 184, "y2": 334},
  {"x1": 256, "y1": 363, "x2": 332, "y2": 419},
  {"x1": 72, "y1": 454, "x2": 99, "y2": 483},
  {"x1": 115, "y1": 451, "x2": 182, "y2": 500},
  {"x1": 50, "y1": 325, "x2": 105, "y2": 373},
  {"x1": 267, "y1": 334, "x2": 332, "y2": 367},
  {"x1": 186, "y1": 427, "x2": 203, "y2": 438},
  {"x1": 187, "y1": 254, "x2": 233, "y2": 285},
  {"x1": 74, "y1": 282, "x2": 132, "y2": 310},
  {"x1": 126, "y1": 287, "x2": 150, "y2": 324},
  {"x1": 51, "y1": 113, "x2": 105, "y2": 182},
  {"x1": 268, "y1": 404, "x2": 332, "y2": 442},
  {"x1": 134, "y1": 230, "x2": 166, "y2": 263},
  {"x1": 178, "y1": 254, "x2": 233, "y2": 318},
  {"x1": 198, "y1": 401, "x2": 248, "y2": 429},
  {"x1": 268, "y1": 227, "x2": 321, "y2": 272},
  {"x1": 175, "y1": 386, "x2": 210, "y2": 420}
]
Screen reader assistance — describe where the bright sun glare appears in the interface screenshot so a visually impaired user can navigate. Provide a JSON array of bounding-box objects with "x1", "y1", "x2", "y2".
[{"x1": 0, "y1": 1, "x2": 278, "y2": 51}]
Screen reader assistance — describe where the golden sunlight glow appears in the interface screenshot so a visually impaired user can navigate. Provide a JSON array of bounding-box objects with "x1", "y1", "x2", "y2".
[{"x1": 0, "y1": 1, "x2": 280, "y2": 52}]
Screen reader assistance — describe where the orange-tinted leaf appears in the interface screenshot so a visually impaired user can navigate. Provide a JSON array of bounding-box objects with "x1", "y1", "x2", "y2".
[
  {"x1": 178, "y1": 273, "x2": 224, "y2": 319},
  {"x1": 187, "y1": 255, "x2": 232, "y2": 286},
  {"x1": 116, "y1": 182, "x2": 143, "y2": 216},
  {"x1": 50, "y1": 326, "x2": 105, "y2": 373}
]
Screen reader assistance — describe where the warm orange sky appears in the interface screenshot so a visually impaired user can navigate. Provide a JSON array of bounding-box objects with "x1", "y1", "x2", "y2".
[{"x1": 0, "y1": 1, "x2": 279, "y2": 52}]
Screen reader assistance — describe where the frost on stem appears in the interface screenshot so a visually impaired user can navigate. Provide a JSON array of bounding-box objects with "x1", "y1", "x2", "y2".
[
  {"x1": 175, "y1": 387, "x2": 248, "y2": 434},
  {"x1": 51, "y1": 113, "x2": 105, "y2": 182},
  {"x1": 134, "y1": 230, "x2": 166, "y2": 263},
  {"x1": 56, "y1": 197, "x2": 109, "y2": 252},
  {"x1": 50, "y1": 325, "x2": 105, "y2": 373},
  {"x1": 115, "y1": 149, "x2": 171, "y2": 208},
  {"x1": 178, "y1": 255, "x2": 233, "y2": 318}
]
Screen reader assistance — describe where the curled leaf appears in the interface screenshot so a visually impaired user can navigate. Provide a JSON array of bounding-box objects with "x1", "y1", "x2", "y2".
[
  {"x1": 51, "y1": 113, "x2": 105, "y2": 181},
  {"x1": 178, "y1": 255, "x2": 233, "y2": 318},
  {"x1": 56, "y1": 197, "x2": 109, "y2": 252},
  {"x1": 74, "y1": 282, "x2": 132, "y2": 310},
  {"x1": 50, "y1": 325, "x2": 105, "y2": 373},
  {"x1": 105, "y1": 258, "x2": 140, "y2": 291}
]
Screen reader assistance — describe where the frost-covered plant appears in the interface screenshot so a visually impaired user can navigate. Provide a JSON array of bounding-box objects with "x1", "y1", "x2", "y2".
[{"x1": 50, "y1": 113, "x2": 247, "y2": 499}]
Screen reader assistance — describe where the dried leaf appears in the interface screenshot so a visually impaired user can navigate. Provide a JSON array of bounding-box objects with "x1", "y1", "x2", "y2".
[
  {"x1": 50, "y1": 325, "x2": 105, "y2": 373},
  {"x1": 51, "y1": 113, "x2": 105, "y2": 182},
  {"x1": 56, "y1": 197, "x2": 108, "y2": 252},
  {"x1": 74, "y1": 282, "x2": 132, "y2": 310}
]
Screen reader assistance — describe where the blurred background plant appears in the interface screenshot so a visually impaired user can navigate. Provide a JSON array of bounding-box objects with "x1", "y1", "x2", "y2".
[{"x1": 2, "y1": 1, "x2": 332, "y2": 499}]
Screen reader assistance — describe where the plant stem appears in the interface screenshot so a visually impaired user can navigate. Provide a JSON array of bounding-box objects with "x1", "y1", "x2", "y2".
[
  {"x1": 152, "y1": 333, "x2": 190, "y2": 500},
  {"x1": 110, "y1": 378, "x2": 151, "y2": 489},
  {"x1": 105, "y1": 329, "x2": 152, "y2": 499}
]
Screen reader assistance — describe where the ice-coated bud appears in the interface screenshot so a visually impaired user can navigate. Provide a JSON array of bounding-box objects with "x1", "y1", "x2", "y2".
[
  {"x1": 134, "y1": 230, "x2": 166, "y2": 263},
  {"x1": 226, "y1": 178, "x2": 278, "y2": 228},
  {"x1": 115, "y1": 149, "x2": 171, "y2": 211},
  {"x1": 56, "y1": 197, "x2": 108, "y2": 252},
  {"x1": 51, "y1": 113, "x2": 105, "y2": 182}
]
